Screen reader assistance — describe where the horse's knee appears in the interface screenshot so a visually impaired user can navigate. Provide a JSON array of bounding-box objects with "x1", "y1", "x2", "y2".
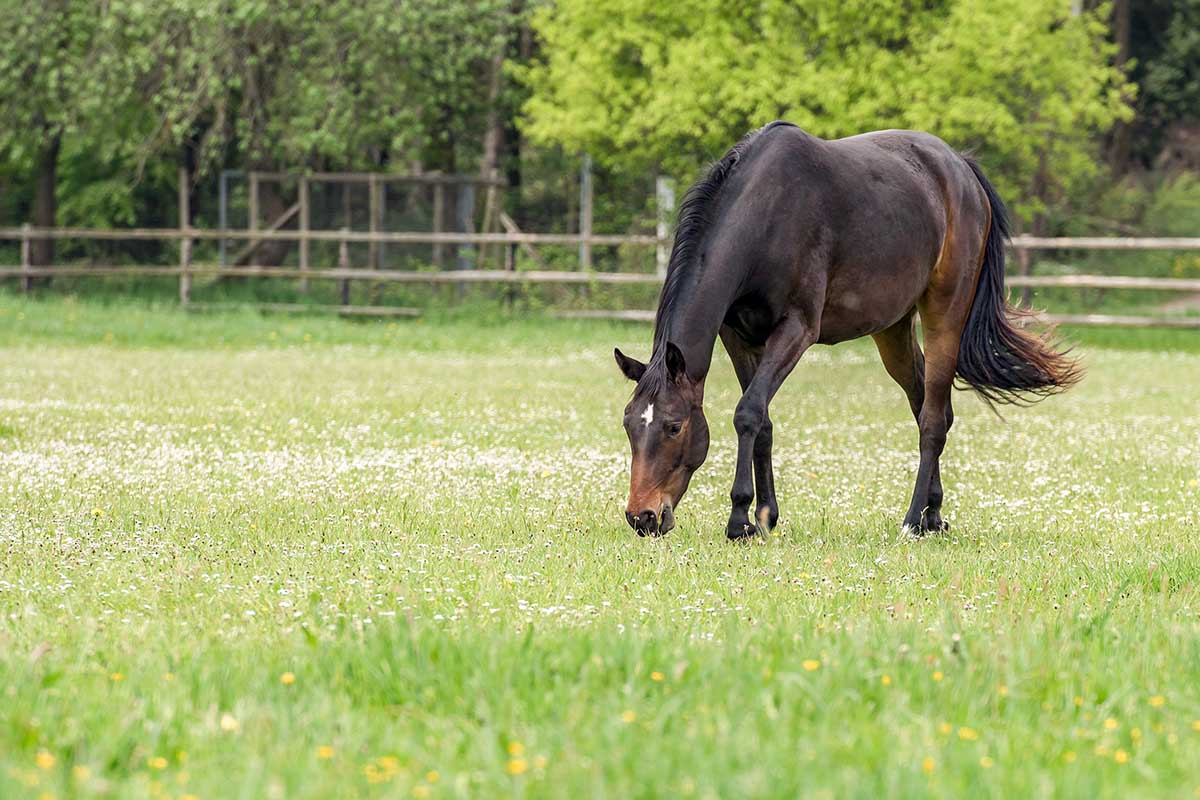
[{"x1": 733, "y1": 400, "x2": 765, "y2": 438}]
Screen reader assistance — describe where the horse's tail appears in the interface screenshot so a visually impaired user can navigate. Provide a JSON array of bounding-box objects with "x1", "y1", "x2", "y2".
[{"x1": 955, "y1": 157, "x2": 1082, "y2": 405}]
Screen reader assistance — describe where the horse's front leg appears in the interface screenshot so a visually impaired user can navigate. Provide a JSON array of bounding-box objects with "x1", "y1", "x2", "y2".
[
  {"x1": 726, "y1": 316, "x2": 816, "y2": 539},
  {"x1": 752, "y1": 414, "x2": 778, "y2": 530},
  {"x1": 719, "y1": 329, "x2": 779, "y2": 533}
]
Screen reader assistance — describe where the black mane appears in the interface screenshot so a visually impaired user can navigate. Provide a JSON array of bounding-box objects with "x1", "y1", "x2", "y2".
[{"x1": 648, "y1": 121, "x2": 797, "y2": 377}]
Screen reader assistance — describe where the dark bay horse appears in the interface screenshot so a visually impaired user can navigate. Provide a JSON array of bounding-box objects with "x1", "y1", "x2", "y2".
[{"x1": 615, "y1": 121, "x2": 1080, "y2": 539}]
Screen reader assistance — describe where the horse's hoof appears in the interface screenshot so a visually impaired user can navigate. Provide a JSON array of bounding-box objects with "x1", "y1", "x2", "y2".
[
  {"x1": 727, "y1": 520, "x2": 760, "y2": 540},
  {"x1": 755, "y1": 504, "x2": 779, "y2": 531},
  {"x1": 922, "y1": 516, "x2": 950, "y2": 534},
  {"x1": 901, "y1": 519, "x2": 949, "y2": 538}
]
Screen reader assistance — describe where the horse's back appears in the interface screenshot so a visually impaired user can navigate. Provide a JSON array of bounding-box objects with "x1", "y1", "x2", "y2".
[{"x1": 709, "y1": 125, "x2": 985, "y2": 343}]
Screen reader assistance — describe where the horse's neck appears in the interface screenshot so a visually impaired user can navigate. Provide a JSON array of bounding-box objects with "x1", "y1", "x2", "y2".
[{"x1": 655, "y1": 271, "x2": 737, "y2": 384}]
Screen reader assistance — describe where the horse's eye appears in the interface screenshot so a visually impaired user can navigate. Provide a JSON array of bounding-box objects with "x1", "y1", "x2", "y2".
[{"x1": 665, "y1": 422, "x2": 682, "y2": 437}]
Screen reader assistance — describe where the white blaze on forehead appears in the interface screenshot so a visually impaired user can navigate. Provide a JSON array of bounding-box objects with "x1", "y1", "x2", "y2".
[{"x1": 640, "y1": 403, "x2": 655, "y2": 426}]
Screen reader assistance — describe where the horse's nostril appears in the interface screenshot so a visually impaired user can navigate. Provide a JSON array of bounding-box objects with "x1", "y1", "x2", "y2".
[
  {"x1": 659, "y1": 505, "x2": 675, "y2": 535},
  {"x1": 625, "y1": 511, "x2": 637, "y2": 530},
  {"x1": 636, "y1": 510, "x2": 659, "y2": 535}
]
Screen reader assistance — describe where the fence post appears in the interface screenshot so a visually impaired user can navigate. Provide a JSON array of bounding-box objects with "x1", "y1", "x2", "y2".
[
  {"x1": 178, "y1": 167, "x2": 191, "y2": 306},
  {"x1": 368, "y1": 174, "x2": 381, "y2": 304},
  {"x1": 579, "y1": 154, "x2": 593, "y2": 270},
  {"x1": 298, "y1": 176, "x2": 310, "y2": 292},
  {"x1": 248, "y1": 171, "x2": 260, "y2": 234},
  {"x1": 1017, "y1": 247, "x2": 1033, "y2": 307},
  {"x1": 655, "y1": 175, "x2": 675, "y2": 277},
  {"x1": 456, "y1": 182, "x2": 476, "y2": 271},
  {"x1": 19, "y1": 223, "x2": 32, "y2": 292},
  {"x1": 378, "y1": 178, "x2": 388, "y2": 270},
  {"x1": 432, "y1": 182, "x2": 445, "y2": 268},
  {"x1": 339, "y1": 227, "x2": 350, "y2": 306}
]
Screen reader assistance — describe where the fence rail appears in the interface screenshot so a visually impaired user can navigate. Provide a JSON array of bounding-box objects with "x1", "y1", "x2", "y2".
[
  {"x1": 6, "y1": 227, "x2": 1200, "y2": 250},
  {"x1": 0, "y1": 226, "x2": 658, "y2": 247},
  {"x1": 3, "y1": 224, "x2": 1200, "y2": 328}
]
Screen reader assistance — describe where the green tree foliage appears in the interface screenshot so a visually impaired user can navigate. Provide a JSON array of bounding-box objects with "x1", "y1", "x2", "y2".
[
  {"x1": 1125, "y1": 0, "x2": 1200, "y2": 167},
  {"x1": 0, "y1": 1, "x2": 151, "y2": 253},
  {"x1": 123, "y1": 0, "x2": 518, "y2": 175},
  {"x1": 523, "y1": 0, "x2": 1133, "y2": 225},
  {"x1": 0, "y1": 1, "x2": 521, "y2": 227}
]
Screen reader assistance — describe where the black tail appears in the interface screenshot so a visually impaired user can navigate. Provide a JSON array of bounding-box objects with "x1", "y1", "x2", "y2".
[{"x1": 956, "y1": 157, "x2": 1082, "y2": 405}]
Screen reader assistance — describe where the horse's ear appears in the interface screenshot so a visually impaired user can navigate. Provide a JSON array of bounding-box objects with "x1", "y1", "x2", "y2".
[
  {"x1": 614, "y1": 348, "x2": 646, "y2": 382},
  {"x1": 664, "y1": 341, "x2": 687, "y2": 381}
]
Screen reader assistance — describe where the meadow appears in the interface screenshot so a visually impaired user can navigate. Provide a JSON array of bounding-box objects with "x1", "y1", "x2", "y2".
[{"x1": 1, "y1": 294, "x2": 1198, "y2": 799}]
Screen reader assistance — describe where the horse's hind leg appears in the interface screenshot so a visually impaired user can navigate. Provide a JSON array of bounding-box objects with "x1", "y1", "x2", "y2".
[
  {"x1": 872, "y1": 312, "x2": 952, "y2": 532},
  {"x1": 901, "y1": 218, "x2": 984, "y2": 535},
  {"x1": 720, "y1": 328, "x2": 778, "y2": 530}
]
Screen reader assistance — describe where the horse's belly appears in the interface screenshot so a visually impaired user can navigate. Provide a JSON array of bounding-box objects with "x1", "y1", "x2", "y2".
[{"x1": 817, "y1": 272, "x2": 925, "y2": 344}]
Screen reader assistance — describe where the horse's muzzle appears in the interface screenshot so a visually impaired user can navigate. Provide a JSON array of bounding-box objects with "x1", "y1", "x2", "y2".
[{"x1": 626, "y1": 505, "x2": 674, "y2": 537}]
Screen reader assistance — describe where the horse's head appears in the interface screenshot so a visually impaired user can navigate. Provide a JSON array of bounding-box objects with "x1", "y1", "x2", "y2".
[{"x1": 614, "y1": 342, "x2": 709, "y2": 536}]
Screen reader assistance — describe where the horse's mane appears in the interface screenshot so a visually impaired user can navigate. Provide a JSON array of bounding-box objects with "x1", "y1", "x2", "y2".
[{"x1": 647, "y1": 121, "x2": 796, "y2": 379}]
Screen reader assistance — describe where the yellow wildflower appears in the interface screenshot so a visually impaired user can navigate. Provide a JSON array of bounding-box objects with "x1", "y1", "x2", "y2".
[
  {"x1": 35, "y1": 751, "x2": 55, "y2": 770},
  {"x1": 651, "y1": 671, "x2": 665, "y2": 682},
  {"x1": 507, "y1": 742, "x2": 525, "y2": 757},
  {"x1": 958, "y1": 727, "x2": 979, "y2": 741},
  {"x1": 1114, "y1": 749, "x2": 1129, "y2": 764},
  {"x1": 979, "y1": 756, "x2": 994, "y2": 768},
  {"x1": 280, "y1": 672, "x2": 296, "y2": 686},
  {"x1": 507, "y1": 758, "x2": 528, "y2": 776},
  {"x1": 932, "y1": 671, "x2": 944, "y2": 682},
  {"x1": 802, "y1": 659, "x2": 821, "y2": 672},
  {"x1": 620, "y1": 710, "x2": 637, "y2": 724},
  {"x1": 317, "y1": 746, "x2": 334, "y2": 760},
  {"x1": 922, "y1": 756, "x2": 935, "y2": 774},
  {"x1": 148, "y1": 757, "x2": 168, "y2": 770},
  {"x1": 1149, "y1": 695, "x2": 1165, "y2": 708},
  {"x1": 1104, "y1": 718, "x2": 1118, "y2": 731}
]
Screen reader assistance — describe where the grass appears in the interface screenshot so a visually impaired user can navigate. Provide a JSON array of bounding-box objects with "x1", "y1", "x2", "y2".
[{"x1": 0, "y1": 292, "x2": 1199, "y2": 799}]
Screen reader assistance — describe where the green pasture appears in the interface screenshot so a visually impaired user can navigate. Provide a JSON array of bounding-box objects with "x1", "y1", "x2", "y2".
[{"x1": 0, "y1": 294, "x2": 1198, "y2": 798}]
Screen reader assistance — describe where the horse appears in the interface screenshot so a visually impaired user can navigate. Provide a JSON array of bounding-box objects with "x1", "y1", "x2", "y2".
[{"x1": 614, "y1": 121, "x2": 1080, "y2": 539}]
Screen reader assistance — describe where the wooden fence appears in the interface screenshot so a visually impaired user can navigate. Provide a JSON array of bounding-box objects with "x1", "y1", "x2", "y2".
[{"x1": 2, "y1": 224, "x2": 1200, "y2": 329}]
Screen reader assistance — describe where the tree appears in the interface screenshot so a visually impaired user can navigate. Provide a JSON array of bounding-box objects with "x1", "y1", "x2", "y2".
[
  {"x1": 127, "y1": 0, "x2": 520, "y2": 263},
  {"x1": 522, "y1": 0, "x2": 1132, "y2": 227},
  {"x1": 0, "y1": 1, "x2": 137, "y2": 263},
  {"x1": 1122, "y1": 0, "x2": 1200, "y2": 170}
]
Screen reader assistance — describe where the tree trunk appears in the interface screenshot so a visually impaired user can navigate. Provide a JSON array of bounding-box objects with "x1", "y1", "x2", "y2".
[
  {"x1": 503, "y1": 10, "x2": 533, "y2": 227},
  {"x1": 31, "y1": 131, "x2": 61, "y2": 268}
]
